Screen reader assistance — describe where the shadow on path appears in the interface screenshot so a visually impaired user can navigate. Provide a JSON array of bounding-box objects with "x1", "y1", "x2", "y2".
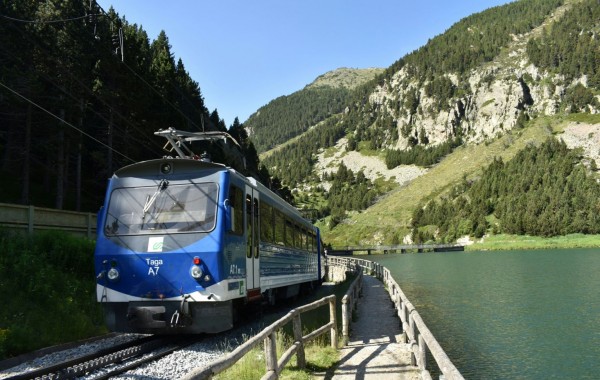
[{"x1": 314, "y1": 275, "x2": 421, "y2": 380}]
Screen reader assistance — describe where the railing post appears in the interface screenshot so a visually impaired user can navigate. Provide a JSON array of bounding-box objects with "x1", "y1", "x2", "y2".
[
  {"x1": 264, "y1": 331, "x2": 278, "y2": 378},
  {"x1": 409, "y1": 314, "x2": 417, "y2": 366},
  {"x1": 342, "y1": 296, "x2": 349, "y2": 341},
  {"x1": 87, "y1": 212, "x2": 93, "y2": 239},
  {"x1": 329, "y1": 296, "x2": 338, "y2": 348},
  {"x1": 397, "y1": 293, "x2": 407, "y2": 343},
  {"x1": 402, "y1": 302, "x2": 409, "y2": 344},
  {"x1": 418, "y1": 334, "x2": 427, "y2": 371},
  {"x1": 292, "y1": 314, "x2": 306, "y2": 369},
  {"x1": 28, "y1": 205, "x2": 34, "y2": 235}
]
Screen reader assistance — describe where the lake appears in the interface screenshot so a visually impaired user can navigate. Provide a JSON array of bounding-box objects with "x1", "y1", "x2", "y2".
[{"x1": 367, "y1": 249, "x2": 600, "y2": 379}]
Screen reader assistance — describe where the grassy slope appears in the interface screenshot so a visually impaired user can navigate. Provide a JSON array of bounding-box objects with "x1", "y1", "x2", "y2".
[
  {"x1": 466, "y1": 233, "x2": 600, "y2": 251},
  {"x1": 321, "y1": 114, "x2": 592, "y2": 246}
]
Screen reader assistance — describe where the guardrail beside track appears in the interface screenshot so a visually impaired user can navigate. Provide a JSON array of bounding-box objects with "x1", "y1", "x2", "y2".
[{"x1": 0, "y1": 202, "x2": 96, "y2": 238}]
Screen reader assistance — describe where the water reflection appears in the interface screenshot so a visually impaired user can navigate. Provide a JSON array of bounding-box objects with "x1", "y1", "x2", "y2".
[{"x1": 368, "y1": 249, "x2": 600, "y2": 379}]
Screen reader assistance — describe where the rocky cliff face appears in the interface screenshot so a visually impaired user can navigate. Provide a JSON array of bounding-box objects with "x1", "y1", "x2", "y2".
[{"x1": 365, "y1": 1, "x2": 599, "y2": 150}]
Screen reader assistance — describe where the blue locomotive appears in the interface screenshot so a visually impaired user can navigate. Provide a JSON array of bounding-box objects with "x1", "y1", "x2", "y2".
[{"x1": 94, "y1": 129, "x2": 324, "y2": 334}]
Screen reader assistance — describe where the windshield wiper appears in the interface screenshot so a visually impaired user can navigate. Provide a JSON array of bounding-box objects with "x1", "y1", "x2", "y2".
[{"x1": 142, "y1": 179, "x2": 169, "y2": 220}]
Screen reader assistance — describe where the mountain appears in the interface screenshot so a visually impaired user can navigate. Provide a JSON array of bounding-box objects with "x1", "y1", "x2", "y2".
[
  {"x1": 244, "y1": 67, "x2": 383, "y2": 153},
  {"x1": 365, "y1": 0, "x2": 599, "y2": 151},
  {"x1": 257, "y1": 0, "x2": 600, "y2": 246},
  {"x1": 306, "y1": 67, "x2": 384, "y2": 90}
]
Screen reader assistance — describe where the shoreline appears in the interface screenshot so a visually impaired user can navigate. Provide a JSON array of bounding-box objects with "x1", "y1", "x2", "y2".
[
  {"x1": 345, "y1": 234, "x2": 600, "y2": 255},
  {"x1": 464, "y1": 233, "x2": 600, "y2": 251}
]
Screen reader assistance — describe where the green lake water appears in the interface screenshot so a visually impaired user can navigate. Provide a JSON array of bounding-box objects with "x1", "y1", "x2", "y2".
[{"x1": 367, "y1": 249, "x2": 600, "y2": 379}]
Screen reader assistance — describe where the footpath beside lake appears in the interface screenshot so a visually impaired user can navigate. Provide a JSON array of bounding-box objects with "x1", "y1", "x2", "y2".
[{"x1": 314, "y1": 275, "x2": 421, "y2": 379}]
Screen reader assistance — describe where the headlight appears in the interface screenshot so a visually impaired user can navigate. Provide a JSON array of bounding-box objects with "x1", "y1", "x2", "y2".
[
  {"x1": 160, "y1": 162, "x2": 173, "y2": 174},
  {"x1": 190, "y1": 265, "x2": 203, "y2": 279},
  {"x1": 107, "y1": 268, "x2": 120, "y2": 281}
]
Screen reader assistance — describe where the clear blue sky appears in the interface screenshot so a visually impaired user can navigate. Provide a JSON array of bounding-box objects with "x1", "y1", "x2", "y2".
[{"x1": 97, "y1": 0, "x2": 512, "y2": 127}]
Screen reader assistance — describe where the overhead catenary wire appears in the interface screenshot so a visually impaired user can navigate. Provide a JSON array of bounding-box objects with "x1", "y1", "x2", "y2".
[
  {"x1": 0, "y1": 80, "x2": 136, "y2": 164},
  {"x1": 91, "y1": 1, "x2": 213, "y2": 132},
  {"x1": 0, "y1": 13, "x2": 103, "y2": 24},
  {"x1": 1, "y1": 1, "x2": 223, "y2": 164},
  {"x1": 0, "y1": 47, "x2": 161, "y2": 158},
  {"x1": 0, "y1": 1, "x2": 229, "y2": 211},
  {"x1": 0, "y1": 19, "x2": 166, "y2": 155},
  {"x1": 4, "y1": 2, "x2": 215, "y2": 137}
]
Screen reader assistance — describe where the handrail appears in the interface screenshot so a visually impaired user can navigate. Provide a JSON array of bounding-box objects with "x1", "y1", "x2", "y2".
[
  {"x1": 331, "y1": 243, "x2": 463, "y2": 251},
  {"x1": 181, "y1": 295, "x2": 337, "y2": 380},
  {"x1": 0, "y1": 202, "x2": 96, "y2": 238},
  {"x1": 331, "y1": 256, "x2": 463, "y2": 380},
  {"x1": 341, "y1": 267, "x2": 363, "y2": 343}
]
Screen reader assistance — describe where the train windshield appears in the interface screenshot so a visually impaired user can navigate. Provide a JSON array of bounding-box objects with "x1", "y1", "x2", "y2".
[{"x1": 104, "y1": 182, "x2": 218, "y2": 236}]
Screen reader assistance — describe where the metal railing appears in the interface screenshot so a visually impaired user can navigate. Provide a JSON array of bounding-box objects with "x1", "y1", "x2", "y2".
[
  {"x1": 330, "y1": 256, "x2": 463, "y2": 380},
  {"x1": 0, "y1": 202, "x2": 97, "y2": 238}
]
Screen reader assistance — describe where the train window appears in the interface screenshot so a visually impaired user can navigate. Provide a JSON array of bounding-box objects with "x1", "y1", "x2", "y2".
[
  {"x1": 294, "y1": 224, "x2": 301, "y2": 249},
  {"x1": 229, "y1": 186, "x2": 244, "y2": 235},
  {"x1": 294, "y1": 224, "x2": 302, "y2": 249},
  {"x1": 104, "y1": 182, "x2": 218, "y2": 235},
  {"x1": 284, "y1": 219, "x2": 293, "y2": 247},
  {"x1": 254, "y1": 198, "x2": 259, "y2": 258},
  {"x1": 246, "y1": 195, "x2": 252, "y2": 258},
  {"x1": 292, "y1": 222, "x2": 299, "y2": 248},
  {"x1": 260, "y1": 202, "x2": 273, "y2": 243},
  {"x1": 275, "y1": 210, "x2": 285, "y2": 246},
  {"x1": 294, "y1": 225, "x2": 298, "y2": 248},
  {"x1": 246, "y1": 195, "x2": 252, "y2": 216},
  {"x1": 302, "y1": 228, "x2": 309, "y2": 251}
]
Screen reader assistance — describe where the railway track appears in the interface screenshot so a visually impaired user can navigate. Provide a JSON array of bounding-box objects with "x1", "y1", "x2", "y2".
[
  {"x1": 1, "y1": 287, "x2": 332, "y2": 380},
  {"x1": 4, "y1": 335, "x2": 199, "y2": 380}
]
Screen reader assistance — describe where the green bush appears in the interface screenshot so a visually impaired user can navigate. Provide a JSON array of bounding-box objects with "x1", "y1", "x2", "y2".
[{"x1": 0, "y1": 230, "x2": 106, "y2": 360}]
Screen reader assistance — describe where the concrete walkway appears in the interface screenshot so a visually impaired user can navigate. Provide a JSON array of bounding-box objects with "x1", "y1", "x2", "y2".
[{"x1": 315, "y1": 275, "x2": 421, "y2": 379}]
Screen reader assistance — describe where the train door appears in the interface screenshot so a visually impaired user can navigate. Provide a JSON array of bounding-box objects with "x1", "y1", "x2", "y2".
[{"x1": 245, "y1": 186, "x2": 261, "y2": 301}]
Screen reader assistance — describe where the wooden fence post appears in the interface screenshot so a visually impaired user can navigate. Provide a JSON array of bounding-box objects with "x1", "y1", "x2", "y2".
[
  {"x1": 329, "y1": 297, "x2": 338, "y2": 348},
  {"x1": 341, "y1": 296, "x2": 348, "y2": 341},
  {"x1": 409, "y1": 315, "x2": 417, "y2": 366},
  {"x1": 293, "y1": 314, "x2": 306, "y2": 369},
  {"x1": 397, "y1": 293, "x2": 407, "y2": 343},
  {"x1": 418, "y1": 334, "x2": 427, "y2": 371},
  {"x1": 264, "y1": 332, "x2": 278, "y2": 377}
]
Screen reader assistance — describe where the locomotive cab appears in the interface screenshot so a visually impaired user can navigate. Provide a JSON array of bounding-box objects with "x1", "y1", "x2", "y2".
[
  {"x1": 94, "y1": 129, "x2": 323, "y2": 334},
  {"x1": 95, "y1": 158, "x2": 236, "y2": 333}
]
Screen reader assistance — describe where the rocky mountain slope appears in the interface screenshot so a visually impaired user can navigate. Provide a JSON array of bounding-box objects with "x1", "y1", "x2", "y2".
[
  {"x1": 245, "y1": 67, "x2": 383, "y2": 152},
  {"x1": 306, "y1": 67, "x2": 384, "y2": 90},
  {"x1": 368, "y1": 0, "x2": 596, "y2": 151},
  {"x1": 255, "y1": 0, "x2": 600, "y2": 245}
]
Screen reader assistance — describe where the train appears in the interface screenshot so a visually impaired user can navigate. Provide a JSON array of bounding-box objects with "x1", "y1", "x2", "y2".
[{"x1": 94, "y1": 128, "x2": 325, "y2": 334}]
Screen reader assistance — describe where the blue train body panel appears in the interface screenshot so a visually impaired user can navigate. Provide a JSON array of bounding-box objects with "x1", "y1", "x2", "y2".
[{"x1": 94, "y1": 157, "x2": 323, "y2": 334}]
